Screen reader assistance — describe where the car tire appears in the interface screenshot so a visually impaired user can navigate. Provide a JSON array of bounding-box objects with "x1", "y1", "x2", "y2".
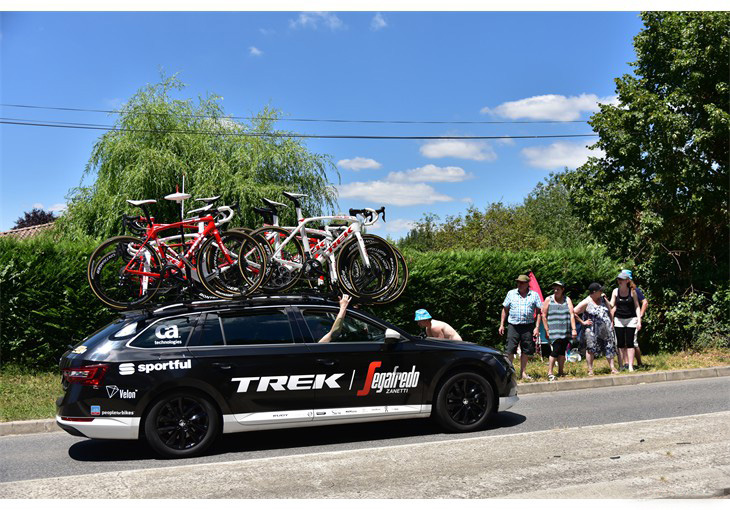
[
  {"x1": 433, "y1": 371, "x2": 495, "y2": 433},
  {"x1": 144, "y1": 391, "x2": 220, "y2": 458}
]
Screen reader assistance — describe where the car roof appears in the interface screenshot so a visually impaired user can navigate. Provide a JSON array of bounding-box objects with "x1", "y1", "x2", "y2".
[{"x1": 121, "y1": 294, "x2": 344, "y2": 321}]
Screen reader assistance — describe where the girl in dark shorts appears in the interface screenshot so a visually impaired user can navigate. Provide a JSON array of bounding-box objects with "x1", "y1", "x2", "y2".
[
  {"x1": 573, "y1": 283, "x2": 619, "y2": 376},
  {"x1": 542, "y1": 281, "x2": 577, "y2": 381},
  {"x1": 609, "y1": 271, "x2": 642, "y2": 371}
]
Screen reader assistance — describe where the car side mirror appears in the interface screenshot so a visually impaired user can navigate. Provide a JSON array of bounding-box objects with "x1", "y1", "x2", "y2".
[{"x1": 384, "y1": 328, "x2": 402, "y2": 344}]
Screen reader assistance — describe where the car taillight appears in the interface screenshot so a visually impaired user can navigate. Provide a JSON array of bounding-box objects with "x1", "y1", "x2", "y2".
[{"x1": 62, "y1": 364, "x2": 109, "y2": 386}]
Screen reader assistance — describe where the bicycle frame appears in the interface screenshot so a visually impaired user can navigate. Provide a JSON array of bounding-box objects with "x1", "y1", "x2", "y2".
[
  {"x1": 123, "y1": 215, "x2": 234, "y2": 280},
  {"x1": 270, "y1": 215, "x2": 371, "y2": 272}
]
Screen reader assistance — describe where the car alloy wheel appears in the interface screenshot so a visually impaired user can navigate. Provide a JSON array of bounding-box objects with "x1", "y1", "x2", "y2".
[
  {"x1": 434, "y1": 371, "x2": 495, "y2": 432},
  {"x1": 144, "y1": 392, "x2": 219, "y2": 458}
]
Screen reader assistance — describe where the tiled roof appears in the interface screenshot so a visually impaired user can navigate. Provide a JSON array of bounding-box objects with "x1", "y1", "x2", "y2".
[{"x1": 0, "y1": 222, "x2": 55, "y2": 239}]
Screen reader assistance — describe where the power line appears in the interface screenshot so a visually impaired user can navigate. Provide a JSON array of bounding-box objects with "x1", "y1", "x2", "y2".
[
  {"x1": 0, "y1": 118, "x2": 599, "y2": 140},
  {"x1": 0, "y1": 103, "x2": 591, "y2": 125}
]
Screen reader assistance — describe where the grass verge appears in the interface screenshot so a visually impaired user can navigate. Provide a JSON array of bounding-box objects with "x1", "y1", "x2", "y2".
[
  {"x1": 0, "y1": 365, "x2": 59, "y2": 422},
  {"x1": 518, "y1": 348, "x2": 730, "y2": 382},
  {"x1": 1, "y1": 349, "x2": 729, "y2": 422}
]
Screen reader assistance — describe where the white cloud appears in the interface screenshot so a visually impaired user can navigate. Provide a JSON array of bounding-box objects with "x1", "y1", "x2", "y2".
[
  {"x1": 32, "y1": 202, "x2": 44, "y2": 209},
  {"x1": 49, "y1": 203, "x2": 67, "y2": 212},
  {"x1": 289, "y1": 12, "x2": 345, "y2": 31},
  {"x1": 366, "y1": 218, "x2": 416, "y2": 235},
  {"x1": 337, "y1": 157, "x2": 382, "y2": 171},
  {"x1": 420, "y1": 140, "x2": 496, "y2": 161},
  {"x1": 461, "y1": 197, "x2": 473, "y2": 203},
  {"x1": 371, "y1": 13, "x2": 387, "y2": 31},
  {"x1": 338, "y1": 181, "x2": 453, "y2": 206},
  {"x1": 249, "y1": 46, "x2": 263, "y2": 57},
  {"x1": 259, "y1": 28, "x2": 275, "y2": 36},
  {"x1": 521, "y1": 142, "x2": 605, "y2": 170},
  {"x1": 386, "y1": 164, "x2": 473, "y2": 183},
  {"x1": 482, "y1": 93, "x2": 618, "y2": 121}
]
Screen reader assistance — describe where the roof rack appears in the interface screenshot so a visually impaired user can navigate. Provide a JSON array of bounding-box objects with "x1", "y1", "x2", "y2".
[{"x1": 120, "y1": 293, "x2": 342, "y2": 317}]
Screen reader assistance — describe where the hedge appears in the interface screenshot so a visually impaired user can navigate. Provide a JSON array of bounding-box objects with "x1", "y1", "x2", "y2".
[
  {"x1": 0, "y1": 236, "x2": 115, "y2": 369},
  {"x1": 1, "y1": 236, "x2": 726, "y2": 370}
]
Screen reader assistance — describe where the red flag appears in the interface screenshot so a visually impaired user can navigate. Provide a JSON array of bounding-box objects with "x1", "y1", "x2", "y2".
[{"x1": 527, "y1": 271, "x2": 544, "y2": 301}]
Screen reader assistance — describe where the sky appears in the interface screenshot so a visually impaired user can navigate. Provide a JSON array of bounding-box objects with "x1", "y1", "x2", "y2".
[{"x1": 0, "y1": 11, "x2": 645, "y2": 237}]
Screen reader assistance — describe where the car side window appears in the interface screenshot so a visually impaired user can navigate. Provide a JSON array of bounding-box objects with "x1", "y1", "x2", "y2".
[
  {"x1": 188, "y1": 313, "x2": 224, "y2": 347},
  {"x1": 302, "y1": 309, "x2": 386, "y2": 343},
  {"x1": 129, "y1": 315, "x2": 197, "y2": 348},
  {"x1": 220, "y1": 310, "x2": 294, "y2": 346}
]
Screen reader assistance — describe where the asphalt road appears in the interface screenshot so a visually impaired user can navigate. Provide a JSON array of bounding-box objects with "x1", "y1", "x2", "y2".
[{"x1": 1, "y1": 376, "x2": 729, "y2": 485}]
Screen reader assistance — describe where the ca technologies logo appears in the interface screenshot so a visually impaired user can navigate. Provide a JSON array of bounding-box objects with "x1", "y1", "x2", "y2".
[
  {"x1": 231, "y1": 373, "x2": 344, "y2": 392},
  {"x1": 118, "y1": 359, "x2": 191, "y2": 376},
  {"x1": 356, "y1": 362, "x2": 420, "y2": 396}
]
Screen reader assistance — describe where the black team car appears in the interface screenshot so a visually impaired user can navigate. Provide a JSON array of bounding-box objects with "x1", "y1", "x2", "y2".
[{"x1": 57, "y1": 295, "x2": 518, "y2": 458}]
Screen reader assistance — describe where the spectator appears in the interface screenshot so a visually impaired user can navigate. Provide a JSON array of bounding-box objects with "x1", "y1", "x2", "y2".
[
  {"x1": 609, "y1": 271, "x2": 642, "y2": 371},
  {"x1": 622, "y1": 269, "x2": 648, "y2": 367},
  {"x1": 573, "y1": 283, "x2": 618, "y2": 376},
  {"x1": 499, "y1": 274, "x2": 542, "y2": 380},
  {"x1": 414, "y1": 309, "x2": 462, "y2": 340},
  {"x1": 541, "y1": 281, "x2": 577, "y2": 381}
]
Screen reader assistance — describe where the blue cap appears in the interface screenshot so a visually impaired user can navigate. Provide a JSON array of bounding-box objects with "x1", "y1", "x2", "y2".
[
  {"x1": 617, "y1": 270, "x2": 632, "y2": 280},
  {"x1": 621, "y1": 269, "x2": 633, "y2": 280},
  {"x1": 414, "y1": 309, "x2": 432, "y2": 321}
]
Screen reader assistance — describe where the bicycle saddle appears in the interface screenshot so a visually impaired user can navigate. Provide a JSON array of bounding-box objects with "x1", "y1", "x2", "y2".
[
  {"x1": 164, "y1": 192, "x2": 192, "y2": 202},
  {"x1": 126, "y1": 199, "x2": 157, "y2": 207},
  {"x1": 283, "y1": 192, "x2": 308, "y2": 200},
  {"x1": 195, "y1": 196, "x2": 221, "y2": 204},
  {"x1": 188, "y1": 204, "x2": 214, "y2": 216},
  {"x1": 262, "y1": 198, "x2": 288, "y2": 211}
]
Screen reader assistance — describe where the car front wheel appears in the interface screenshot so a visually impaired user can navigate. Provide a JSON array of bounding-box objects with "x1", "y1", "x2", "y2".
[
  {"x1": 144, "y1": 391, "x2": 220, "y2": 458},
  {"x1": 433, "y1": 371, "x2": 495, "y2": 432}
]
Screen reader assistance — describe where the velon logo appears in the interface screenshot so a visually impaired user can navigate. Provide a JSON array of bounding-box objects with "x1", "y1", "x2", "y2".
[
  {"x1": 118, "y1": 359, "x2": 191, "y2": 376},
  {"x1": 357, "y1": 362, "x2": 420, "y2": 396},
  {"x1": 231, "y1": 373, "x2": 344, "y2": 392}
]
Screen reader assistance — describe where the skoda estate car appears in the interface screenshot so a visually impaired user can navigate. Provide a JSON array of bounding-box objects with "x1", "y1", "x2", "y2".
[{"x1": 57, "y1": 295, "x2": 518, "y2": 458}]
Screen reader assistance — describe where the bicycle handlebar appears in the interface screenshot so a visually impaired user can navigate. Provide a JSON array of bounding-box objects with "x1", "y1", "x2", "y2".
[{"x1": 348, "y1": 206, "x2": 386, "y2": 225}]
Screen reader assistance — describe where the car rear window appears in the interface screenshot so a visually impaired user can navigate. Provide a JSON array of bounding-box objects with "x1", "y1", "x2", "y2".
[{"x1": 70, "y1": 319, "x2": 129, "y2": 352}]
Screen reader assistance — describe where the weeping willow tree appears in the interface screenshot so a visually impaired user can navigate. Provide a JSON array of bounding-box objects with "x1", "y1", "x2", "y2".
[{"x1": 58, "y1": 75, "x2": 338, "y2": 240}]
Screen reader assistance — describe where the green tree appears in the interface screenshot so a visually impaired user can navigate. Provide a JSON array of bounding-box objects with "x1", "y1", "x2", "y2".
[
  {"x1": 523, "y1": 172, "x2": 592, "y2": 249},
  {"x1": 59, "y1": 75, "x2": 338, "y2": 240},
  {"x1": 563, "y1": 12, "x2": 729, "y2": 292}
]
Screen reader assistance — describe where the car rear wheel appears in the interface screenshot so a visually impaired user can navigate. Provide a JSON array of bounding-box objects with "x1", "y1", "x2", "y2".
[
  {"x1": 144, "y1": 391, "x2": 220, "y2": 458},
  {"x1": 433, "y1": 371, "x2": 495, "y2": 432}
]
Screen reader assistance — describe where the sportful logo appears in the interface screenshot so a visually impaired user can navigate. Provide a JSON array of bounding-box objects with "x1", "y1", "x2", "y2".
[
  {"x1": 356, "y1": 362, "x2": 420, "y2": 396},
  {"x1": 231, "y1": 374, "x2": 344, "y2": 392},
  {"x1": 105, "y1": 385, "x2": 137, "y2": 399},
  {"x1": 118, "y1": 359, "x2": 191, "y2": 376}
]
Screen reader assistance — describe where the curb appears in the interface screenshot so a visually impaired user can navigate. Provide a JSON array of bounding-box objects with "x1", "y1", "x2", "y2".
[
  {"x1": 1, "y1": 366, "x2": 729, "y2": 437},
  {"x1": 518, "y1": 365, "x2": 730, "y2": 395}
]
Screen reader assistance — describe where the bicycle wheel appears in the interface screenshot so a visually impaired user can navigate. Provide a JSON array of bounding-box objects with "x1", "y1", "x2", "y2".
[
  {"x1": 335, "y1": 234, "x2": 398, "y2": 299},
  {"x1": 196, "y1": 231, "x2": 267, "y2": 299},
  {"x1": 367, "y1": 245, "x2": 409, "y2": 305},
  {"x1": 249, "y1": 226, "x2": 304, "y2": 293},
  {"x1": 87, "y1": 236, "x2": 163, "y2": 310}
]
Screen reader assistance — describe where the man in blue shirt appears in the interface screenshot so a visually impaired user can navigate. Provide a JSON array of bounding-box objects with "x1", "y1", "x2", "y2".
[{"x1": 499, "y1": 274, "x2": 543, "y2": 380}]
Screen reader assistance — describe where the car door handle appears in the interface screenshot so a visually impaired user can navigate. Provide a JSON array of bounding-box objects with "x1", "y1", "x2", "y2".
[
  {"x1": 212, "y1": 362, "x2": 234, "y2": 370},
  {"x1": 316, "y1": 358, "x2": 337, "y2": 366}
]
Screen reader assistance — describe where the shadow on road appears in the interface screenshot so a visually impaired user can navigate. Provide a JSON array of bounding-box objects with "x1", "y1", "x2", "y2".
[{"x1": 68, "y1": 411, "x2": 526, "y2": 462}]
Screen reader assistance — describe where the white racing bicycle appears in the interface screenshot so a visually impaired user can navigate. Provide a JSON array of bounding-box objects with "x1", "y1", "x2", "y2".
[{"x1": 247, "y1": 193, "x2": 403, "y2": 301}]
